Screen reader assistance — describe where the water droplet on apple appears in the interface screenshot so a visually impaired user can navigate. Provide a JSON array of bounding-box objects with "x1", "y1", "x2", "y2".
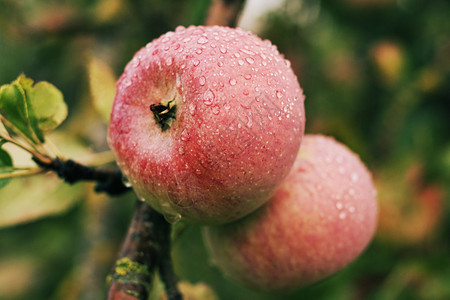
[
  {"x1": 220, "y1": 47, "x2": 227, "y2": 54},
  {"x1": 240, "y1": 48, "x2": 256, "y2": 55},
  {"x1": 180, "y1": 129, "x2": 190, "y2": 141},
  {"x1": 175, "y1": 25, "x2": 186, "y2": 32},
  {"x1": 189, "y1": 103, "x2": 196, "y2": 115},
  {"x1": 165, "y1": 57, "x2": 173, "y2": 66},
  {"x1": 246, "y1": 57, "x2": 255, "y2": 64},
  {"x1": 199, "y1": 76, "x2": 206, "y2": 86},
  {"x1": 212, "y1": 105, "x2": 220, "y2": 115},
  {"x1": 244, "y1": 74, "x2": 252, "y2": 80},
  {"x1": 217, "y1": 61, "x2": 224, "y2": 67},
  {"x1": 351, "y1": 172, "x2": 359, "y2": 182},
  {"x1": 348, "y1": 206, "x2": 356, "y2": 213},
  {"x1": 195, "y1": 169, "x2": 202, "y2": 175},
  {"x1": 224, "y1": 102, "x2": 231, "y2": 110},
  {"x1": 193, "y1": 59, "x2": 200, "y2": 66},
  {"x1": 234, "y1": 53, "x2": 241, "y2": 58},
  {"x1": 229, "y1": 79, "x2": 237, "y2": 86},
  {"x1": 178, "y1": 147, "x2": 185, "y2": 155},
  {"x1": 336, "y1": 202, "x2": 343, "y2": 210},
  {"x1": 197, "y1": 36, "x2": 208, "y2": 44},
  {"x1": 203, "y1": 90, "x2": 215, "y2": 105},
  {"x1": 238, "y1": 59, "x2": 244, "y2": 66},
  {"x1": 164, "y1": 212, "x2": 182, "y2": 224},
  {"x1": 122, "y1": 177, "x2": 132, "y2": 188},
  {"x1": 276, "y1": 91, "x2": 283, "y2": 99},
  {"x1": 339, "y1": 212, "x2": 347, "y2": 219}
]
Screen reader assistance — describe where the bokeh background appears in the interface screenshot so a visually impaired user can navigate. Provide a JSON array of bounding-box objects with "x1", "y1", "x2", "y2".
[{"x1": 0, "y1": 0, "x2": 449, "y2": 299}]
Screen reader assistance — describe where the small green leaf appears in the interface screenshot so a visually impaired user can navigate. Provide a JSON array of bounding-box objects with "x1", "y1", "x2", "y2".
[
  {"x1": 88, "y1": 57, "x2": 117, "y2": 123},
  {"x1": 0, "y1": 75, "x2": 44, "y2": 144},
  {"x1": 0, "y1": 145, "x2": 13, "y2": 188},
  {"x1": 30, "y1": 81, "x2": 67, "y2": 131}
]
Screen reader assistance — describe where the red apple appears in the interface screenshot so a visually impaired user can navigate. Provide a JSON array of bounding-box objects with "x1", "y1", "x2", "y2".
[
  {"x1": 108, "y1": 26, "x2": 305, "y2": 224},
  {"x1": 203, "y1": 135, "x2": 378, "y2": 291}
]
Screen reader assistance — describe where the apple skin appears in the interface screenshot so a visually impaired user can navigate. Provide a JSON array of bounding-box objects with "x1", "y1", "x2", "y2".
[
  {"x1": 108, "y1": 25, "x2": 305, "y2": 224},
  {"x1": 203, "y1": 135, "x2": 378, "y2": 291}
]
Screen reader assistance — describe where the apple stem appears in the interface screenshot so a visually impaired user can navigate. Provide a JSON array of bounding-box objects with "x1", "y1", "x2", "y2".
[{"x1": 150, "y1": 99, "x2": 177, "y2": 131}]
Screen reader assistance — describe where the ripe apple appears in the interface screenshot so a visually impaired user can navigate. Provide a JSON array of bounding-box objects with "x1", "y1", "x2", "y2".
[
  {"x1": 108, "y1": 25, "x2": 305, "y2": 224},
  {"x1": 203, "y1": 135, "x2": 378, "y2": 291}
]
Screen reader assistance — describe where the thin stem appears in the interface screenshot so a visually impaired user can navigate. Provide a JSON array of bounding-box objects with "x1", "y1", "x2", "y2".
[
  {"x1": 0, "y1": 116, "x2": 52, "y2": 164},
  {"x1": 0, "y1": 167, "x2": 45, "y2": 179}
]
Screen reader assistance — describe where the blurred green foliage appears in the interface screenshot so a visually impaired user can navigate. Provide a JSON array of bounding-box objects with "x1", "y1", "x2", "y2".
[{"x1": 0, "y1": 0, "x2": 449, "y2": 299}]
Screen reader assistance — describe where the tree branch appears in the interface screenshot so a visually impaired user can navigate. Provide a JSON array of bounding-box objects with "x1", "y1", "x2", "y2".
[
  {"x1": 107, "y1": 201, "x2": 182, "y2": 300},
  {"x1": 205, "y1": 0, "x2": 246, "y2": 27},
  {"x1": 32, "y1": 157, "x2": 130, "y2": 196}
]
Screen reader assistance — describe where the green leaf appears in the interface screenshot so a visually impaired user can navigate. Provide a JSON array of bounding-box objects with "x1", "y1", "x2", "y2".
[
  {"x1": 0, "y1": 145, "x2": 13, "y2": 188},
  {"x1": 88, "y1": 57, "x2": 117, "y2": 123},
  {"x1": 30, "y1": 81, "x2": 67, "y2": 131},
  {"x1": 0, "y1": 76, "x2": 44, "y2": 144}
]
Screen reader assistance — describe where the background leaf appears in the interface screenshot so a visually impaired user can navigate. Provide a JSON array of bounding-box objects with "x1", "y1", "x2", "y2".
[
  {"x1": 30, "y1": 81, "x2": 68, "y2": 131},
  {"x1": 88, "y1": 57, "x2": 117, "y2": 123}
]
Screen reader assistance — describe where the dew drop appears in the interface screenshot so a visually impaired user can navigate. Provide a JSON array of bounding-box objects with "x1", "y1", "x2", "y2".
[
  {"x1": 351, "y1": 172, "x2": 359, "y2": 182},
  {"x1": 262, "y1": 61, "x2": 267, "y2": 66},
  {"x1": 197, "y1": 36, "x2": 209, "y2": 44},
  {"x1": 240, "y1": 48, "x2": 256, "y2": 55},
  {"x1": 122, "y1": 177, "x2": 132, "y2": 188},
  {"x1": 189, "y1": 103, "x2": 196, "y2": 115},
  {"x1": 244, "y1": 74, "x2": 252, "y2": 80},
  {"x1": 224, "y1": 102, "x2": 231, "y2": 110},
  {"x1": 238, "y1": 59, "x2": 244, "y2": 66},
  {"x1": 217, "y1": 61, "x2": 224, "y2": 67},
  {"x1": 220, "y1": 47, "x2": 227, "y2": 54},
  {"x1": 276, "y1": 91, "x2": 283, "y2": 99},
  {"x1": 245, "y1": 115, "x2": 253, "y2": 127},
  {"x1": 199, "y1": 76, "x2": 206, "y2": 86},
  {"x1": 234, "y1": 53, "x2": 241, "y2": 58},
  {"x1": 246, "y1": 57, "x2": 255, "y2": 64},
  {"x1": 175, "y1": 25, "x2": 186, "y2": 32},
  {"x1": 193, "y1": 59, "x2": 200, "y2": 66},
  {"x1": 165, "y1": 57, "x2": 173, "y2": 66},
  {"x1": 164, "y1": 212, "x2": 182, "y2": 224},
  {"x1": 336, "y1": 202, "x2": 343, "y2": 210},
  {"x1": 339, "y1": 212, "x2": 347, "y2": 220},
  {"x1": 212, "y1": 105, "x2": 220, "y2": 115},
  {"x1": 229, "y1": 79, "x2": 237, "y2": 86},
  {"x1": 180, "y1": 129, "x2": 190, "y2": 141},
  {"x1": 203, "y1": 90, "x2": 215, "y2": 105},
  {"x1": 178, "y1": 147, "x2": 185, "y2": 155},
  {"x1": 196, "y1": 48, "x2": 203, "y2": 54},
  {"x1": 243, "y1": 89, "x2": 249, "y2": 95},
  {"x1": 123, "y1": 78, "x2": 132, "y2": 87}
]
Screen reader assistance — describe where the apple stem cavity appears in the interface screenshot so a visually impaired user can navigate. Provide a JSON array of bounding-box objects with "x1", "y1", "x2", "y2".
[{"x1": 150, "y1": 98, "x2": 177, "y2": 131}]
